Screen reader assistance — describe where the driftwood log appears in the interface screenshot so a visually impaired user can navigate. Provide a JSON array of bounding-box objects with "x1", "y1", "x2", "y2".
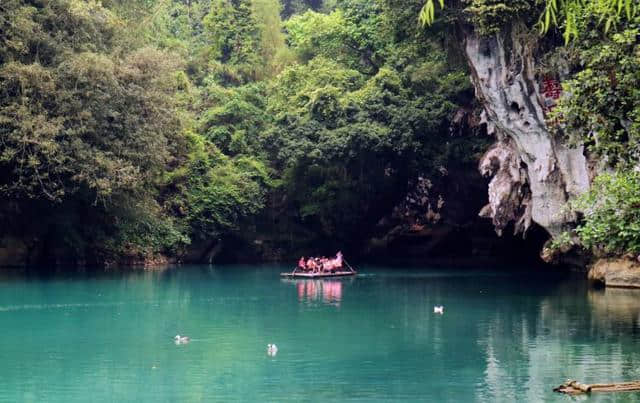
[{"x1": 554, "y1": 379, "x2": 640, "y2": 394}]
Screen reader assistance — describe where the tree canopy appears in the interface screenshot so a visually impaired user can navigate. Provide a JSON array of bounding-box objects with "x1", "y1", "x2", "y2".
[
  {"x1": 2, "y1": 0, "x2": 637, "y2": 264},
  {"x1": 420, "y1": 0, "x2": 638, "y2": 42}
]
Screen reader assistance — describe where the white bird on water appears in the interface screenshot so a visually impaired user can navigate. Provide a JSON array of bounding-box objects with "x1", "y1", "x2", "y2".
[
  {"x1": 267, "y1": 343, "x2": 278, "y2": 356},
  {"x1": 433, "y1": 306, "x2": 444, "y2": 314},
  {"x1": 174, "y1": 335, "x2": 190, "y2": 344}
]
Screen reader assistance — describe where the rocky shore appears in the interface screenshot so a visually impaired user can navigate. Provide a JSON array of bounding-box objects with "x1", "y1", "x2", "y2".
[{"x1": 588, "y1": 258, "x2": 640, "y2": 288}]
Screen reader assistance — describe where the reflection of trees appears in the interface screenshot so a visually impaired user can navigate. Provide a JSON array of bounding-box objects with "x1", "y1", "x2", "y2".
[{"x1": 477, "y1": 279, "x2": 640, "y2": 401}]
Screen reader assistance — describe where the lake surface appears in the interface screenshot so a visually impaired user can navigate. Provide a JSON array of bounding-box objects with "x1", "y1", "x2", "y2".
[{"x1": 1, "y1": 265, "x2": 640, "y2": 402}]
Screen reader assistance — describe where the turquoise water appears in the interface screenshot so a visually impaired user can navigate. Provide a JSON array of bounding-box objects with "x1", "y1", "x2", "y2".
[{"x1": 1, "y1": 265, "x2": 640, "y2": 402}]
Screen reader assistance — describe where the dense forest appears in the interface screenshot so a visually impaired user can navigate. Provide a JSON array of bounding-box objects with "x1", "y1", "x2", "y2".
[{"x1": 0, "y1": 0, "x2": 639, "y2": 269}]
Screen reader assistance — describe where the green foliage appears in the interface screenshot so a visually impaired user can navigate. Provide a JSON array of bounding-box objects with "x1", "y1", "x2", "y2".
[
  {"x1": 0, "y1": 0, "x2": 193, "y2": 260},
  {"x1": 281, "y1": 0, "x2": 326, "y2": 18},
  {"x1": 465, "y1": 0, "x2": 535, "y2": 35},
  {"x1": 104, "y1": 196, "x2": 190, "y2": 257},
  {"x1": 166, "y1": 132, "x2": 269, "y2": 240},
  {"x1": 548, "y1": 230, "x2": 574, "y2": 251},
  {"x1": 252, "y1": 0, "x2": 294, "y2": 77},
  {"x1": 204, "y1": 0, "x2": 262, "y2": 84},
  {"x1": 0, "y1": 47, "x2": 183, "y2": 201},
  {"x1": 534, "y1": 6, "x2": 640, "y2": 260},
  {"x1": 550, "y1": 20, "x2": 640, "y2": 166},
  {"x1": 421, "y1": 0, "x2": 637, "y2": 42},
  {"x1": 0, "y1": 0, "x2": 118, "y2": 66},
  {"x1": 199, "y1": 83, "x2": 271, "y2": 156},
  {"x1": 264, "y1": 32, "x2": 471, "y2": 241},
  {"x1": 571, "y1": 171, "x2": 640, "y2": 255},
  {"x1": 0, "y1": 0, "x2": 482, "y2": 264},
  {"x1": 418, "y1": 1, "x2": 539, "y2": 36},
  {"x1": 285, "y1": 10, "x2": 346, "y2": 60},
  {"x1": 285, "y1": 1, "x2": 385, "y2": 74},
  {"x1": 419, "y1": 0, "x2": 445, "y2": 27},
  {"x1": 539, "y1": 0, "x2": 638, "y2": 43}
]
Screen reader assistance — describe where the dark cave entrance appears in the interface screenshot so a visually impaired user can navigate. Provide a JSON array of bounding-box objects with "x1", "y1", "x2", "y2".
[
  {"x1": 360, "y1": 161, "x2": 555, "y2": 268},
  {"x1": 367, "y1": 218, "x2": 552, "y2": 268}
]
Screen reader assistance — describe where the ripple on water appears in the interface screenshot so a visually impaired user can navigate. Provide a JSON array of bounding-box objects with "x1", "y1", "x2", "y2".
[{"x1": 0, "y1": 265, "x2": 639, "y2": 402}]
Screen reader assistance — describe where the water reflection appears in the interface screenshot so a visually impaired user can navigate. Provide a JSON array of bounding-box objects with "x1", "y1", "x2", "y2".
[
  {"x1": 589, "y1": 287, "x2": 640, "y2": 326},
  {"x1": 285, "y1": 279, "x2": 345, "y2": 306},
  {"x1": 5, "y1": 266, "x2": 640, "y2": 402},
  {"x1": 475, "y1": 280, "x2": 640, "y2": 402}
]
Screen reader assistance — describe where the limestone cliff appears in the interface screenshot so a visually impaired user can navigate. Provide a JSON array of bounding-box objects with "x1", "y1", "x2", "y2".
[{"x1": 464, "y1": 26, "x2": 590, "y2": 239}]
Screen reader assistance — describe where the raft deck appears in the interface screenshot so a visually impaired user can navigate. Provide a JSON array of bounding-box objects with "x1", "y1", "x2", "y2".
[{"x1": 280, "y1": 270, "x2": 356, "y2": 278}]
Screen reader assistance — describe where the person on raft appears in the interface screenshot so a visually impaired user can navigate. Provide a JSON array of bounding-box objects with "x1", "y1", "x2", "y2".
[
  {"x1": 306, "y1": 257, "x2": 316, "y2": 272},
  {"x1": 297, "y1": 252, "x2": 344, "y2": 273}
]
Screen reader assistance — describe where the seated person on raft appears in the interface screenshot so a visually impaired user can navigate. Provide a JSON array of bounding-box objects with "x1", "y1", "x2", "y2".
[{"x1": 297, "y1": 252, "x2": 344, "y2": 273}]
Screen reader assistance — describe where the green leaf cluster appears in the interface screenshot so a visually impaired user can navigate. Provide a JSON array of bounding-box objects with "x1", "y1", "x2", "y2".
[
  {"x1": 551, "y1": 19, "x2": 640, "y2": 166},
  {"x1": 421, "y1": 0, "x2": 637, "y2": 42},
  {"x1": 571, "y1": 172, "x2": 640, "y2": 255},
  {"x1": 263, "y1": 14, "x2": 473, "y2": 242}
]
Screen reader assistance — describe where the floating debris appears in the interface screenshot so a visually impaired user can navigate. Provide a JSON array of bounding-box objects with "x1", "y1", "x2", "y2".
[{"x1": 554, "y1": 379, "x2": 640, "y2": 394}]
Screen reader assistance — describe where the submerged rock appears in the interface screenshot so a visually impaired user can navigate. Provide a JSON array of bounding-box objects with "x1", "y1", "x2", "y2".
[{"x1": 588, "y1": 258, "x2": 640, "y2": 288}]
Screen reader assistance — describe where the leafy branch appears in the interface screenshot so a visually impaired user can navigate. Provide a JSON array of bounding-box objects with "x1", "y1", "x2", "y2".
[
  {"x1": 418, "y1": 0, "x2": 445, "y2": 27},
  {"x1": 420, "y1": 0, "x2": 638, "y2": 43}
]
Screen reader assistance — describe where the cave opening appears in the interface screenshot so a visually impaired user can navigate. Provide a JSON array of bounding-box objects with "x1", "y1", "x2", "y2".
[
  {"x1": 368, "y1": 216, "x2": 553, "y2": 269},
  {"x1": 359, "y1": 162, "x2": 555, "y2": 269}
]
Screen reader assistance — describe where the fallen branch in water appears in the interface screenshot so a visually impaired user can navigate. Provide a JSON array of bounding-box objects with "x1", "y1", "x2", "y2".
[{"x1": 554, "y1": 379, "x2": 640, "y2": 394}]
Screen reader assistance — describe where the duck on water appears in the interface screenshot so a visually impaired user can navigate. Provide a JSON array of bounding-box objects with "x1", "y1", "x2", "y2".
[{"x1": 174, "y1": 335, "x2": 190, "y2": 344}]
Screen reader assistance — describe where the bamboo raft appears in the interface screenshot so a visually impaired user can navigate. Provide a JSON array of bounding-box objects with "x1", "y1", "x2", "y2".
[
  {"x1": 554, "y1": 379, "x2": 640, "y2": 394},
  {"x1": 280, "y1": 260, "x2": 357, "y2": 279},
  {"x1": 280, "y1": 270, "x2": 357, "y2": 278}
]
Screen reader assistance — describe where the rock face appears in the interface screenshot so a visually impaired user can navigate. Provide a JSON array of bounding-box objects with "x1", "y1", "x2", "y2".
[
  {"x1": 464, "y1": 27, "x2": 590, "y2": 237},
  {"x1": 478, "y1": 139, "x2": 531, "y2": 236},
  {"x1": 588, "y1": 258, "x2": 640, "y2": 288},
  {"x1": 0, "y1": 237, "x2": 29, "y2": 267}
]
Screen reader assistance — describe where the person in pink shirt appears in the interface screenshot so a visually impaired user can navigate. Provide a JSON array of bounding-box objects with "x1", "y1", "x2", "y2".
[{"x1": 307, "y1": 258, "x2": 316, "y2": 273}]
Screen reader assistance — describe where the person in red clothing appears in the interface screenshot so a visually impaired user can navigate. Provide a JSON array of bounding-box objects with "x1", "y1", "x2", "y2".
[{"x1": 297, "y1": 257, "x2": 306, "y2": 271}]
